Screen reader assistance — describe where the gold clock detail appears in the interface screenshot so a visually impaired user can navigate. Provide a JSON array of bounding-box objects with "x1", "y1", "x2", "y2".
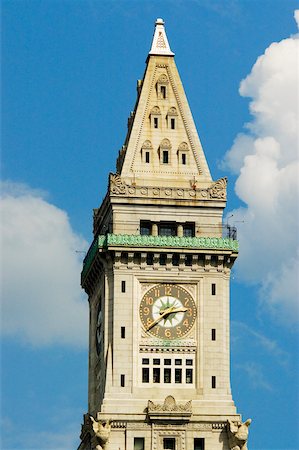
[{"x1": 139, "y1": 284, "x2": 197, "y2": 340}]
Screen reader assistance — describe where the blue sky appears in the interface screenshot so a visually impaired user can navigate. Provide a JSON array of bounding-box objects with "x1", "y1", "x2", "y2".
[{"x1": 1, "y1": 1, "x2": 298, "y2": 449}]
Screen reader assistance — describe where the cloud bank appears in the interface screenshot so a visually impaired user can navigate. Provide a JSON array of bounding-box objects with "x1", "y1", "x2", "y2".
[
  {"x1": 1, "y1": 181, "x2": 88, "y2": 347},
  {"x1": 223, "y1": 11, "x2": 299, "y2": 323}
]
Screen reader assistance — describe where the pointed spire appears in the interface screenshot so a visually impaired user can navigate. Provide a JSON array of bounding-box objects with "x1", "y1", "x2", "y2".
[{"x1": 149, "y1": 18, "x2": 175, "y2": 56}]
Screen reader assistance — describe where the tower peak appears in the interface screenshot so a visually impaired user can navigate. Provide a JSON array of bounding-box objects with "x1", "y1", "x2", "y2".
[{"x1": 149, "y1": 18, "x2": 175, "y2": 56}]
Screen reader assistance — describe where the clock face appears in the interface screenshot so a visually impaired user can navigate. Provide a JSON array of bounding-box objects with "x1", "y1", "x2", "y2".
[{"x1": 139, "y1": 284, "x2": 197, "y2": 340}]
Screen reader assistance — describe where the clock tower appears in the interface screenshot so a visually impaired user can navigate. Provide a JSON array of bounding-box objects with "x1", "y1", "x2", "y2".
[{"x1": 78, "y1": 18, "x2": 250, "y2": 450}]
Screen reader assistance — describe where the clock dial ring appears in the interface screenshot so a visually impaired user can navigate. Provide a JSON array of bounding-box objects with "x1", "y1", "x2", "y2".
[{"x1": 139, "y1": 284, "x2": 196, "y2": 340}]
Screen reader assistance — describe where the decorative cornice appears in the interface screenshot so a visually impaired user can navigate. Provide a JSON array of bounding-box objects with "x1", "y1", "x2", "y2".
[
  {"x1": 109, "y1": 173, "x2": 227, "y2": 201},
  {"x1": 82, "y1": 234, "x2": 238, "y2": 280}
]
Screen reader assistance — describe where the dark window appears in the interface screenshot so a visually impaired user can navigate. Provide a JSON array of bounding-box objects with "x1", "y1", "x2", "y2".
[
  {"x1": 153, "y1": 368, "x2": 160, "y2": 383},
  {"x1": 183, "y1": 223, "x2": 195, "y2": 237},
  {"x1": 161, "y1": 85, "x2": 166, "y2": 99},
  {"x1": 121, "y1": 327, "x2": 125, "y2": 338},
  {"x1": 145, "y1": 151, "x2": 150, "y2": 163},
  {"x1": 164, "y1": 359, "x2": 171, "y2": 365},
  {"x1": 164, "y1": 438, "x2": 175, "y2": 450},
  {"x1": 163, "y1": 150, "x2": 169, "y2": 164},
  {"x1": 121, "y1": 252, "x2": 128, "y2": 264},
  {"x1": 171, "y1": 118, "x2": 175, "y2": 129},
  {"x1": 194, "y1": 438, "x2": 205, "y2": 450},
  {"x1": 160, "y1": 254, "x2": 166, "y2": 265},
  {"x1": 142, "y1": 358, "x2": 149, "y2": 365},
  {"x1": 175, "y1": 359, "x2": 182, "y2": 365},
  {"x1": 159, "y1": 222, "x2": 176, "y2": 236},
  {"x1": 182, "y1": 153, "x2": 186, "y2": 164},
  {"x1": 186, "y1": 368, "x2": 193, "y2": 384},
  {"x1": 172, "y1": 254, "x2": 179, "y2": 266},
  {"x1": 146, "y1": 253, "x2": 153, "y2": 265},
  {"x1": 212, "y1": 283, "x2": 216, "y2": 295},
  {"x1": 212, "y1": 376, "x2": 216, "y2": 388},
  {"x1": 121, "y1": 374, "x2": 125, "y2": 387},
  {"x1": 164, "y1": 368, "x2": 171, "y2": 383},
  {"x1": 212, "y1": 329, "x2": 216, "y2": 341},
  {"x1": 175, "y1": 368, "x2": 182, "y2": 383},
  {"x1": 140, "y1": 221, "x2": 151, "y2": 236},
  {"x1": 186, "y1": 359, "x2": 193, "y2": 366},
  {"x1": 121, "y1": 280, "x2": 126, "y2": 293},
  {"x1": 153, "y1": 358, "x2": 160, "y2": 365},
  {"x1": 185, "y1": 254, "x2": 192, "y2": 266},
  {"x1": 134, "y1": 437, "x2": 145, "y2": 450},
  {"x1": 154, "y1": 117, "x2": 159, "y2": 128},
  {"x1": 142, "y1": 368, "x2": 149, "y2": 383}
]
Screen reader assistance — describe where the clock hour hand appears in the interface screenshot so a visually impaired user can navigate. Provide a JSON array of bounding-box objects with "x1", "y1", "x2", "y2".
[{"x1": 145, "y1": 306, "x2": 176, "y2": 331}]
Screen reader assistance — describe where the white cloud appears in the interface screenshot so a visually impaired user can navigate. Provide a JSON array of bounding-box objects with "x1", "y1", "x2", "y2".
[
  {"x1": 0, "y1": 181, "x2": 89, "y2": 347},
  {"x1": 223, "y1": 11, "x2": 299, "y2": 323}
]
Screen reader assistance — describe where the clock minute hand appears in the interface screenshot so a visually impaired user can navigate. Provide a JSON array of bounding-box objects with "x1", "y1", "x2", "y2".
[{"x1": 146, "y1": 306, "x2": 176, "y2": 331}]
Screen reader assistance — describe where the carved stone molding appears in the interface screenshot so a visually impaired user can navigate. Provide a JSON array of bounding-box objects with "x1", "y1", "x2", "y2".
[{"x1": 148, "y1": 396, "x2": 192, "y2": 422}]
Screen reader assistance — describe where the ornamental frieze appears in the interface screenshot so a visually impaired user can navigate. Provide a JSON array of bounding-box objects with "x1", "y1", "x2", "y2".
[{"x1": 109, "y1": 173, "x2": 227, "y2": 200}]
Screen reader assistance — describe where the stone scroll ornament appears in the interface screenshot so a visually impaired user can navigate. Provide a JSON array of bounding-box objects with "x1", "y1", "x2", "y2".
[
  {"x1": 90, "y1": 417, "x2": 111, "y2": 450},
  {"x1": 227, "y1": 419, "x2": 252, "y2": 450}
]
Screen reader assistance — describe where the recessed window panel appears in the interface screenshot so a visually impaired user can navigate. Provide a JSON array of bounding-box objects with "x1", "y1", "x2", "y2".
[
  {"x1": 142, "y1": 368, "x2": 149, "y2": 383},
  {"x1": 163, "y1": 150, "x2": 169, "y2": 164},
  {"x1": 153, "y1": 368, "x2": 160, "y2": 383},
  {"x1": 186, "y1": 368, "x2": 193, "y2": 384},
  {"x1": 164, "y1": 368, "x2": 171, "y2": 383},
  {"x1": 134, "y1": 437, "x2": 145, "y2": 450},
  {"x1": 153, "y1": 358, "x2": 160, "y2": 365},
  {"x1": 194, "y1": 438, "x2": 205, "y2": 450},
  {"x1": 175, "y1": 368, "x2": 182, "y2": 383},
  {"x1": 145, "y1": 151, "x2": 150, "y2": 163},
  {"x1": 164, "y1": 438, "x2": 175, "y2": 450}
]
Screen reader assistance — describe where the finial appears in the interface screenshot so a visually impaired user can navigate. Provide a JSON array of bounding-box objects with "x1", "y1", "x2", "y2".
[{"x1": 149, "y1": 18, "x2": 174, "y2": 56}]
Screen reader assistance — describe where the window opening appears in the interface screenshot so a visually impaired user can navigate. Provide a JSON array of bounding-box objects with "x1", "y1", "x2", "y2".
[
  {"x1": 145, "y1": 151, "x2": 150, "y2": 163},
  {"x1": 194, "y1": 438, "x2": 205, "y2": 450},
  {"x1": 175, "y1": 359, "x2": 182, "y2": 365},
  {"x1": 159, "y1": 222, "x2": 177, "y2": 236},
  {"x1": 121, "y1": 374, "x2": 125, "y2": 387},
  {"x1": 164, "y1": 368, "x2": 171, "y2": 383},
  {"x1": 171, "y1": 118, "x2": 175, "y2": 129},
  {"x1": 140, "y1": 221, "x2": 151, "y2": 236},
  {"x1": 121, "y1": 327, "x2": 125, "y2": 338},
  {"x1": 161, "y1": 85, "x2": 166, "y2": 99},
  {"x1": 121, "y1": 280, "x2": 126, "y2": 293},
  {"x1": 212, "y1": 283, "x2": 216, "y2": 295},
  {"x1": 212, "y1": 329, "x2": 216, "y2": 341},
  {"x1": 153, "y1": 368, "x2": 160, "y2": 383},
  {"x1": 175, "y1": 368, "x2": 182, "y2": 383},
  {"x1": 182, "y1": 153, "x2": 186, "y2": 164},
  {"x1": 153, "y1": 358, "x2": 160, "y2": 365},
  {"x1": 154, "y1": 117, "x2": 159, "y2": 128},
  {"x1": 164, "y1": 438, "x2": 175, "y2": 450},
  {"x1": 186, "y1": 368, "x2": 193, "y2": 384},
  {"x1": 160, "y1": 254, "x2": 167, "y2": 265},
  {"x1": 164, "y1": 359, "x2": 171, "y2": 365},
  {"x1": 163, "y1": 150, "x2": 169, "y2": 164},
  {"x1": 134, "y1": 437, "x2": 145, "y2": 450},
  {"x1": 183, "y1": 223, "x2": 195, "y2": 237},
  {"x1": 212, "y1": 376, "x2": 216, "y2": 388},
  {"x1": 146, "y1": 254, "x2": 154, "y2": 265},
  {"x1": 142, "y1": 358, "x2": 149, "y2": 365},
  {"x1": 186, "y1": 359, "x2": 193, "y2": 366},
  {"x1": 142, "y1": 368, "x2": 149, "y2": 383}
]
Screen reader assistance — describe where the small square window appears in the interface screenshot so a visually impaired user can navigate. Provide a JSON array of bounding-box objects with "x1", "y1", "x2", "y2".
[
  {"x1": 153, "y1": 368, "x2": 160, "y2": 383},
  {"x1": 153, "y1": 358, "x2": 160, "y2": 365},
  {"x1": 163, "y1": 150, "x2": 169, "y2": 164},
  {"x1": 164, "y1": 438, "x2": 175, "y2": 450},
  {"x1": 140, "y1": 221, "x2": 151, "y2": 236},
  {"x1": 186, "y1": 359, "x2": 193, "y2": 366},
  {"x1": 142, "y1": 368, "x2": 149, "y2": 383},
  {"x1": 175, "y1": 359, "x2": 182, "y2": 365},
  {"x1": 194, "y1": 438, "x2": 205, "y2": 450},
  {"x1": 134, "y1": 437, "x2": 145, "y2": 450},
  {"x1": 142, "y1": 358, "x2": 149, "y2": 365},
  {"x1": 164, "y1": 359, "x2": 171, "y2": 365}
]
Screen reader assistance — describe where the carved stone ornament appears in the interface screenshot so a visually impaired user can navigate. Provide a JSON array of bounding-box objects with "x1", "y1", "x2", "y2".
[
  {"x1": 148, "y1": 395, "x2": 192, "y2": 421},
  {"x1": 157, "y1": 73, "x2": 169, "y2": 84},
  {"x1": 178, "y1": 142, "x2": 189, "y2": 152},
  {"x1": 208, "y1": 177, "x2": 227, "y2": 199},
  {"x1": 142, "y1": 140, "x2": 153, "y2": 149},
  {"x1": 109, "y1": 173, "x2": 126, "y2": 195},
  {"x1": 227, "y1": 418, "x2": 252, "y2": 450},
  {"x1": 151, "y1": 106, "x2": 161, "y2": 115},
  {"x1": 90, "y1": 416, "x2": 111, "y2": 450},
  {"x1": 168, "y1": 106, "x2": 178, "y2": 116},
  {"x1": 160, "y1": 138, "x2": 172, "y2": 149}
]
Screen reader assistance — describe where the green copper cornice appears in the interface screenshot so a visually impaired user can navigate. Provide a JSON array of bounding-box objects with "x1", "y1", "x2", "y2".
[{"x1": 82, "y1": 234, "x2": 238, "y2": 280}]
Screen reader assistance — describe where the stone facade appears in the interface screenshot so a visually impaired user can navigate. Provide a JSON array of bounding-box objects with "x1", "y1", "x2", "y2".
[{"x1": 78, "y1": 18, "x2": 250, "y2": 450}]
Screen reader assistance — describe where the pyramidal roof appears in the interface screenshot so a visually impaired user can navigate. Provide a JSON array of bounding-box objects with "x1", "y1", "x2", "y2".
[{"x1": 117, "y1": 18, "x2": 212, "y2": 187}]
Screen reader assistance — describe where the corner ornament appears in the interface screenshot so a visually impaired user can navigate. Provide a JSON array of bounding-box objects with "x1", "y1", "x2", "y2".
[
  {"x1": 209, "y1": 177, "x2": 227, "y2": 199},
  {"x1": 227, "y1": 418, "x2": 252, "y2": 450},
  {"x1": 90, "y1": 416, "x2": 111, "y2": 450}
]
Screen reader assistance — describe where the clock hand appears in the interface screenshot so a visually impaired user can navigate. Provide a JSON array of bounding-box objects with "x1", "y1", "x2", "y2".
[{"x1": 146, "y1": 306, "x2": 176, "y2": 331}]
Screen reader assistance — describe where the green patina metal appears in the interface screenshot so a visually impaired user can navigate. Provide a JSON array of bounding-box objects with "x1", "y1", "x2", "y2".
[{"x1": 82, "y1": 234, "x2": 238, "y2": 280}]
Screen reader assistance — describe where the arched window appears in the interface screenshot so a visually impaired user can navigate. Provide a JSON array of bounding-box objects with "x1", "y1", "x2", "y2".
[
  {"x1": 141, "y1": 140, "x2": 153, "y2": 164},
  {"x1": 159, "y1": 138, "x2": 172, "y2": 164}
]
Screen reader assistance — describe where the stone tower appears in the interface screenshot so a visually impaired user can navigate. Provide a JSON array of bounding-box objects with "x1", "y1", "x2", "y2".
[{"x1": 78, "y1": 18, "x2": 250, "y2": 450}]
